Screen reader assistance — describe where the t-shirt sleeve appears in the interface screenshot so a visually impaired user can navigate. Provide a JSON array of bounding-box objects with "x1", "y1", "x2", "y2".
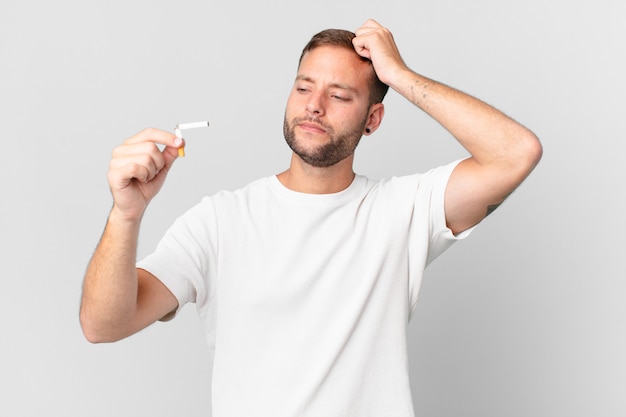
[
  {"x1": 136, "y1": 197, "x2": 217, "y2": 317},
  {"x1": 424, "y1": 158, "x2": 475, "y2": 265},
  {"x1": 391, "y1": 159, "x2": 475, "y2": 313}
]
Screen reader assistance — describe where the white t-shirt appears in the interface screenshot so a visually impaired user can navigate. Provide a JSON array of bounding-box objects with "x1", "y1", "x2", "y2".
[{"x1": 138, "y1": 160, "x2": 471, "y2": 417}]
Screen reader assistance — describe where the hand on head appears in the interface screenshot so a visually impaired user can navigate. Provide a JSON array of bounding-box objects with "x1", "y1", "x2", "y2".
[{"x1": 352, "y1": 19, "x2": 407, "y2": 86}]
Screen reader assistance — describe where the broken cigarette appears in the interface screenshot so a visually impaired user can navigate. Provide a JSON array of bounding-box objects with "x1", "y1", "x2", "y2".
[{"x1": 175, "y1": 121, "x2": 210, "y2": 157}]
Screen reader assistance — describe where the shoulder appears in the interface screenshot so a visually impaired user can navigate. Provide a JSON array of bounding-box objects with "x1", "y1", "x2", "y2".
[
  {"x1": 205, "y1": 176, "x2": 273, "y2": 202},
  {"x1": 366, "y1": 160, "x2": 462, "y2": 197},
  {"x1": 192, "y1": 176, "x2": 277, "y2": 219}
]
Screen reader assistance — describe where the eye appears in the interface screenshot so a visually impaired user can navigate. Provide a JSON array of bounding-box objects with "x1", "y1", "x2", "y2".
[
  {"x1": 295, "y1": 85, "x2": 311, "y2": 94},
  {"x1": 331, "y1": 94, "x2": 350, "y2": 102}
]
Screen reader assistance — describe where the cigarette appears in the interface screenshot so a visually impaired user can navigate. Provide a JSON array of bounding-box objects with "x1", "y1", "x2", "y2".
[
  {"x1": 174, "y1": 120, "x2": 210, "y2": 157},
  {"x1": 175, "y1": 127, "x2": 184, "y2": 157},
  {"x1": 177, "y1": 121, "x2": 210, "y2": 130}
]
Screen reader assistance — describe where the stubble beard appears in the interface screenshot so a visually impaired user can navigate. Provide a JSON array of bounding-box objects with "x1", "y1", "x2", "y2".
[{"x1": 283, "y1": 115, "x2": 367, "y2": 168}]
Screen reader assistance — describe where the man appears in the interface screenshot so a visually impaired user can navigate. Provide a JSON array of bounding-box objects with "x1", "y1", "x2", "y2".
[{"x1": 80, "y1": 19, "x2": 542, "y2": 416}]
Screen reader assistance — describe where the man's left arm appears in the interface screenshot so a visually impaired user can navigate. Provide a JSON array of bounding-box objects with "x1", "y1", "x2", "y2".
[{"x1": 354, "y1": 19, "x2": 543, "y2": 234}]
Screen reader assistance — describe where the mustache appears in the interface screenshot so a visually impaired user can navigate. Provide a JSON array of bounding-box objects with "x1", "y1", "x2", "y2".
[{"x1": 292, "y1": 117, "x2": 333, "y2": 132}]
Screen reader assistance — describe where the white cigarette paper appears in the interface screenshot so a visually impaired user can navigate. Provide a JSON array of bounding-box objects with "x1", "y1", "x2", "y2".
[{"x1": 176, "y1": 121, "x2": 210, "y2": 130}]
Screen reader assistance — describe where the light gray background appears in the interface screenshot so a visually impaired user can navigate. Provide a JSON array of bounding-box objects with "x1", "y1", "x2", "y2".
[{"x1": 1, "y1": 0, "x2": 624, "y2": 416}]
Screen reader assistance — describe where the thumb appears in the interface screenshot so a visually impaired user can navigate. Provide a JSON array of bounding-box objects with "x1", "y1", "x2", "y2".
[{"x1": 161, "y1": 137, "x2": 185, "y2": 172}]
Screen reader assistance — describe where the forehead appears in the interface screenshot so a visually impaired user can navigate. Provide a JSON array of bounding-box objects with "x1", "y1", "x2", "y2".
[{"x1": 297, "y1": 45, "x2": 372, "y2": 89}]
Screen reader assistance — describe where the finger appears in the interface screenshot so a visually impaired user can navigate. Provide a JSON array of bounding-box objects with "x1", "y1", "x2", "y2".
[
  {"x1": 353, "y1": 22, "x2": 386, "y2": 58},
  {"x1": 352, "y1": 42, "x2": 371, "y2": 59},
  {"x1": 352, "y1": 34, "x2": 373, "y2": 59},
  {"x1": 112, "y1": 141, "x2": 167, "y2": 172},
  {"x1": 356, "y1": 18, "x2": 382, "y2": 32},
  {"x1": 110, "y1": 154, "x2": 160, "y2": 185},
  {"x1": 354, "y1": 27, "x2": 376, "y2": 40},
  {"x1": 125, "y1": 127, "x2": 183, "y2": 149},
  {"x1": 114, "y1": 136, "x2": 185, "y2": 161},
  {"x1": 355, "y1": 26, "x2": 391, "y2": 43},
  {"x1": 108, "y1": 160, "x2": 150, "y2": 190},
  {"x1": 130, "y1": 127, "x2": 185, "y2": 169}
]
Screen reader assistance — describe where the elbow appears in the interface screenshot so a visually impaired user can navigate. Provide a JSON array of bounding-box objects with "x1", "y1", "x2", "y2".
[
  {"x1": 526, "y1": 131, "x2": 543, "y2": 168},
  {"x1": 80, "y1": 320, "x2": 105, "y2": 344},
  {"x1": 81, "y1": 325, "x2": 122, "y2": 344},
  {"x1": 82, "y1": 332, "x2": 106, "y2": 345},
  {"x1": 513, "y1": 129, "x2": 543, "y2": 177},
  {"x1": 80, "y1": 313, "x2": 106, "y2": 344},
  {"x1": 79, "y1": 310, "x2": 122, "y2": 344}
]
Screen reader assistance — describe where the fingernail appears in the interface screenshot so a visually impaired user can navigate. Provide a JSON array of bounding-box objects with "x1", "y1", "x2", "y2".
[{"x1": 174, "y1": 137, "x2": 183, "y2": 146}]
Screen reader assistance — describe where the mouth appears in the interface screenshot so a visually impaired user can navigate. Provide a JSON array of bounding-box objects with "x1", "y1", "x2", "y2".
[
  {"x1": 296, "y1": 120, "x2": 327, "y2": 134},
  {"x1": 298, "y1": 123, "x2": 326, "y2": 134}
]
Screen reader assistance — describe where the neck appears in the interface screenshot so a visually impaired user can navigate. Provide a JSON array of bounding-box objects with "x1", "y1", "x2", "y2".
[{"x1": 277, "y1": 153, "x2": 356, "y2": 194}]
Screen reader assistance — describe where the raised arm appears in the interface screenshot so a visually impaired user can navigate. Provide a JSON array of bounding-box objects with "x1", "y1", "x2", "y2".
[
  {"x1": 80, "y1": 128, "x2": 181, "y2": 343},
  {"x1": 353, "y1": 20, "x2": 543, "y2": 234}
]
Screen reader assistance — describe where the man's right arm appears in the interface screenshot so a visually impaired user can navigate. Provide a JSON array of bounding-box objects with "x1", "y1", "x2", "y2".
[{"x1": 79, "y1": 128, "x2": 183, "y2": 343}]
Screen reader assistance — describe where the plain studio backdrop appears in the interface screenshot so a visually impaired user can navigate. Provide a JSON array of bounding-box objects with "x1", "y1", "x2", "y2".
[{"x1": 1, "y1": 0, "x2": 624, "y2": 416}]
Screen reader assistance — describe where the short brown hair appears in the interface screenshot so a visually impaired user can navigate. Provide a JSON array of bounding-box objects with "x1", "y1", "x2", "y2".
[{"x1": 299, "y1": 29, "x2": 389, "y2": 105}]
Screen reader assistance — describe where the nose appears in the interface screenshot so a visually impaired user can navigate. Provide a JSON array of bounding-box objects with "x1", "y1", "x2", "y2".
[{"x1": 305, "y1": 91, "x2": 324, "y2": 117}]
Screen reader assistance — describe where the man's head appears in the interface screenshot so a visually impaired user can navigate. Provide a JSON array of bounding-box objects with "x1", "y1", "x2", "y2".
[
  {"x1": 283, "y1": 29, "x2": 387, "y2": 169},
  {"x1": 298, "y1": 29, "x2": 389, "y2": 106}
]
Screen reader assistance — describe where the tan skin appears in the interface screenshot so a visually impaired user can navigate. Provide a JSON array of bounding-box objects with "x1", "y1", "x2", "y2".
[
  {"x1": 278, "y1": 45, "x2": 384, "y2": 194},
  {"x1": 80, "y1": 19, "x2": 542, "y2": 343},
  {"x1": 80, "y1": 129, "x2": 181, "y2": 343}
]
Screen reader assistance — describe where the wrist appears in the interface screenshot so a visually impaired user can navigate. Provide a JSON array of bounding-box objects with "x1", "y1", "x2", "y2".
[
  {"x1": 108, "y1": 204, "x2": 144, "y2": 229},
  {"x1": 380, "y1": 64, "x2": 412, "y2": 89}
]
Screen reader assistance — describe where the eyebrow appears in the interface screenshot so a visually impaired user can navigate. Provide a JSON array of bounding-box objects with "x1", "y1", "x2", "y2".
[{"x1": 295, "y1": 75, "x2": 358, "y2": 94}]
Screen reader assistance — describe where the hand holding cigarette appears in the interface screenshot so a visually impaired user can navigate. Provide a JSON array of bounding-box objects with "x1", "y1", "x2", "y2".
[
  {"x1": 106, "y1": 122, "x2": 210, "y2": 220},
  {"x1": 108, "y1": 128, "x2": 184, "y2": 220}
]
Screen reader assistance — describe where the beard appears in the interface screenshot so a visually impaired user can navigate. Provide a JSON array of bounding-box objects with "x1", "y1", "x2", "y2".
[{"x1": 283, "y1": 115, "x2": 367, "y2": 168}]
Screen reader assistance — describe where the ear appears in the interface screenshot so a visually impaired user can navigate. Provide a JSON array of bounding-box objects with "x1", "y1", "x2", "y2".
[{"x1": 363, "y1": 103, "x2": 384, "y2": 136}]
